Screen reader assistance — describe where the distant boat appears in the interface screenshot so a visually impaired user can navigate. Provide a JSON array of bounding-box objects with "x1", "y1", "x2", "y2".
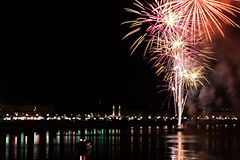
[{"x1": 75, "y1": 139, "x2": 92, "y2": 155}]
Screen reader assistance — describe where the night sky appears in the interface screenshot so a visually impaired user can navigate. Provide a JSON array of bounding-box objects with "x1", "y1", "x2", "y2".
[
  {"x1": 1, "y1": 1, "x2": 159, "y2": 113},
  {"x1": 2, "y1": 1, "x2": 240, "y2": 114}
]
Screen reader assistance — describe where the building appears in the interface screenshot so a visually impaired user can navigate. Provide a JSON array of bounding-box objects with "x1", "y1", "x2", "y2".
[{"x1": 0, "y1": 104, "x2": 55, "y2": 116}]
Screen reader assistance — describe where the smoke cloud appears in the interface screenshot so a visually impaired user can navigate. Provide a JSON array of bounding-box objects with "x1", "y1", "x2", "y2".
[{"x1": 186, "y1": 29, "x2": 240, "y2": 115}]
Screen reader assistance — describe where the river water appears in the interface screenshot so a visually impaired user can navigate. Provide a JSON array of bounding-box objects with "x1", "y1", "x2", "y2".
[{"x1": 0, "y1": 123, "x2": 239, "y2": 160}]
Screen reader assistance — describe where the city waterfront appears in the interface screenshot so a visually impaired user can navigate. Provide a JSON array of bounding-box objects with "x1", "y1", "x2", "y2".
[{"x1": 0, "y1": 123, "x2": 239, "y2": 160}]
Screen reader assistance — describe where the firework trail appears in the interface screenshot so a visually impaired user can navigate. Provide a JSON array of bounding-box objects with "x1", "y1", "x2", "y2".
[
  {"x1": 150, "y1": 32, "x2": 214, "y2": 117},
  {"x1": 122, "y1": 0, "x2": 239, "y2": 126}
]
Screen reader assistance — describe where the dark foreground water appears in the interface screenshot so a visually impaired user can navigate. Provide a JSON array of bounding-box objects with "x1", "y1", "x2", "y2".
[{"x1": 0, "y1": 123, "x2": 239, "y2": 160}]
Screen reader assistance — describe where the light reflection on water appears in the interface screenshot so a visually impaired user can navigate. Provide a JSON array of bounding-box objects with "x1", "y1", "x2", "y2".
[
  {"x1": 167, "y1": 132, "x2": 204, "y2": 160},
  {"x1": 0, "y1": 124, "x2": 239, "y2": 160}
]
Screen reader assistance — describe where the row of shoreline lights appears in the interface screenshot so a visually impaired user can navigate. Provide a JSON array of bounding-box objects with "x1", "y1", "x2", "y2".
[{"x1": 2, "y1": 112, "x2": 238, "y2": 121}]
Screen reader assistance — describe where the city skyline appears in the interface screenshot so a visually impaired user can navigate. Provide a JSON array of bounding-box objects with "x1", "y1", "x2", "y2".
[{"x1": 1, "y1": 1, "x2": 239, "y2": 114}]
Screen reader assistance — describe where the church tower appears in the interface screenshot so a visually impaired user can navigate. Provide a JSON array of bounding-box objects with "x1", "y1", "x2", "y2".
[
  {"x1": 118, "y1": 105, "x2": 121, "y2": 117},
  {"x1": 112, "y1": 105, "x2": 115, "y2": 117}
]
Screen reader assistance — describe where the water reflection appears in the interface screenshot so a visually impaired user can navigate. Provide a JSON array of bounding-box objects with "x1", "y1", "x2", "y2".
[
  {"x1": 170, "y1": 132, "x2": 184, "y2": 160},
  {"x1": 0, "y1": 124, "x2": 239, "y2": 160},
  {"x1": 167, "y1": 131, "x2": 202, "y2": 160},
  {"x1": 1, "y1": 128, "x2": 122, "y2": 160}
]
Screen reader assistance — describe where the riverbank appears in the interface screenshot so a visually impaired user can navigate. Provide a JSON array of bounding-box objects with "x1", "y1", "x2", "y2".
[{"x1": 0, "y1": 119, "x2": 239, "y2": 131}]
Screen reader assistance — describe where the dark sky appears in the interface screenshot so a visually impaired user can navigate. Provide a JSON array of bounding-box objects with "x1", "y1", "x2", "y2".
[
  {"x1": 1, "y1": 1, "x2": 160, "y2": 113},
  {"x1": 2, "y1": 1, "x2": 240, "y2": 114}
]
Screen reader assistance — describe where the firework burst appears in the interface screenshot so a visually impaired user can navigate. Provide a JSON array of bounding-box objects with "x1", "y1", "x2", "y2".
[
  {"x1": 122, "y1": 0, "x2": 239, "y2": 126},
  {"x1": 165, "y1": 0, "x2": 240, "y2": 41},
  {"x1": 122, "y1": 0, "x2": 186, "y2": 55}
]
